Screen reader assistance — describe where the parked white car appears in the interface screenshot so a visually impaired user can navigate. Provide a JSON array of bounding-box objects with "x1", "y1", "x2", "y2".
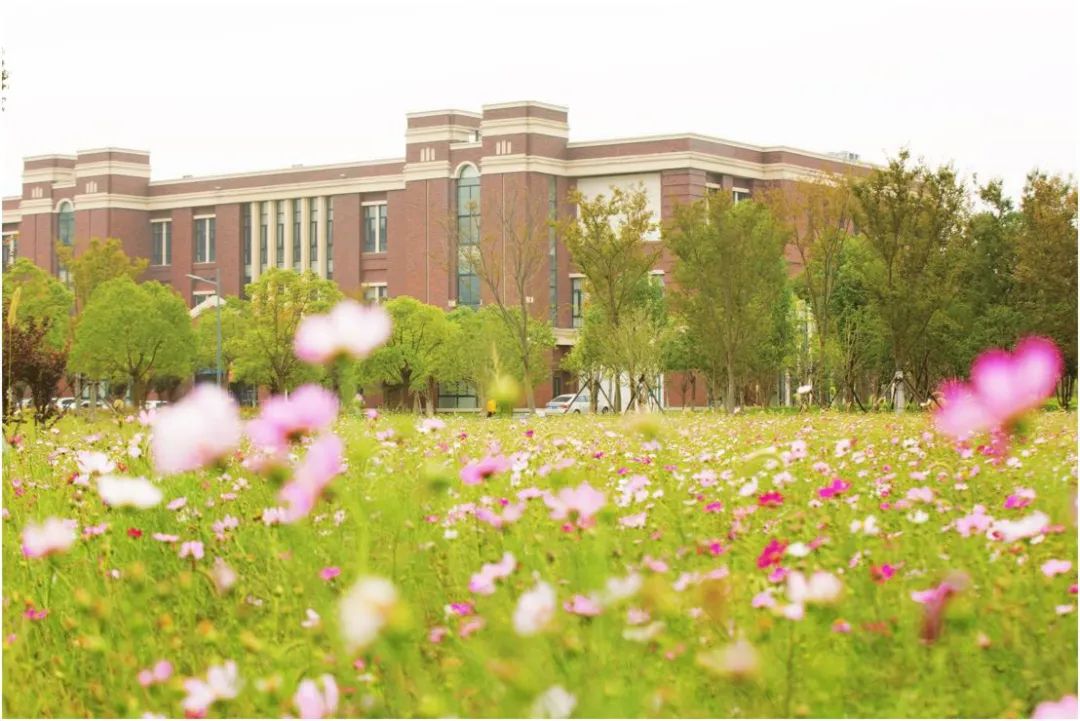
[
  {"x1": 544, "y1": 391, "x2": 611, "y2": 415},
  {"x1": 53, "y1": 397, "x2": 76, "y2": 411}
]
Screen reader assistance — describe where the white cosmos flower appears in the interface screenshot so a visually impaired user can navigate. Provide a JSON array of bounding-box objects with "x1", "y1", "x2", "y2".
[
  {"x1": 529, "y1": 685, "x2": 577, "y2": 719},
  {"x1": 97, "y1": 475, "x2": 163, "y2": 509},
  {"x1": 513, "y1": 580, "x2": 556, "y2": 636},
  {"x1": 849, "y1": 515, "x2": 879, "y2": 535},
  {"x1": 338, "y1": 576, "x2": 398, "y2": 650},
  {"x1": 787, "y1": 571, "x2": 843, "y2": 606}
]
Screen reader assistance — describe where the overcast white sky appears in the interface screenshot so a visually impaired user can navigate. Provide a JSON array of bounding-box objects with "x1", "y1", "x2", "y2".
[{"x1": 1, "y1": 0, "x2": 1076, "y2": 200}]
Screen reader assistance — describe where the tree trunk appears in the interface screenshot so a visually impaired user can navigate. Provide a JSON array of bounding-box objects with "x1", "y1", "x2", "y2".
[
  {"x1": 132, "y1": 377, "x2": 148, "y2": 409},
  {"x1": 425, "y1": 377, "x2": 436, "y2": 417},
  {"x1": 725, "y1": 364, "x2": 736, "y2": 413}
]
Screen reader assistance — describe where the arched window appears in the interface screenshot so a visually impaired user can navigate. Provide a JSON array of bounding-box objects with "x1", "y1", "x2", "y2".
[
  {"x1": 456, "y1": 165, "x2": 480, "y2": 308},
  {"x1": 57, "y1": 200, "x2": 75, "y2": 247},
  {"x1": 56, "y1": 200, "x2": 75, "y2": 284}
]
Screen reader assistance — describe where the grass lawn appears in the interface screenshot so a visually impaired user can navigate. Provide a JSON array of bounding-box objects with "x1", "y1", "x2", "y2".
[{"x1": 2, "y1": 409, "x2": 1077, "y2": 718}]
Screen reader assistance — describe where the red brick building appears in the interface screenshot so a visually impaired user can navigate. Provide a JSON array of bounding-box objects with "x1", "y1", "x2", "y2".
[{"x1": 1, "y1": 100, "x2": 866, "y2": 408}]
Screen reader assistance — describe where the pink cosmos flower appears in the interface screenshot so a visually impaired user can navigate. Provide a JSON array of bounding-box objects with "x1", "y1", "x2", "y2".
[
  {"x1": 293, "y1": 674, "x2": 339, "y2": 719},
  {"x1": 459, "y1": 616, "x2": 486, "y2": 638},
  {"x1": 475, "y1": 503, "x2": 526, "y2": 529},
  {"x1": 24, "y1": 606, "x2": 48, "y2": 621},
  {"x1": 428, "y1": 626, "x2": 449, "y2": 644},
  {"x1": 906, "y1": 487, "x2": 934, "y2": 503},
  {"x1": 82, "y1": 523, "x2": 108, "y2": 539},
  {"x1": 279, "y1": 433, "x2": 345, "y2": 523},
  {"x1": 76, "y1": 450, "x2": 115, "y2": 477},
  {"x1": 138, "y1": 660, "x2": 174, "y2": 687},
  {"x1": 545, "y1": 482, "x2": 606, "y2": 529},
  {"x1": 459, "y1": 455, "x2": 511, "y2": 486},
  {"x1": 320, "y1": 566, "x2": 342, "y2": 581},
  {"x1": 151, "y1": 385, "x2": 242, "y2": 475},
  {"x1": 990, "y1": 511, "x2": 1050, "y2": 543},
  {"x1": 167, "y1": 497, "x2": 188, "y2": 511},
  {"x1": 956, "y1": 505, "x2": 994, "y2": 537},
  {"x1": 935, "y1": 337, "x2": 1063, "y2": 441},
  {"x1": 179, "y1": 541, "x2": 205, "y2": 561},
  {"x1": 619, "y1": 512, "x2": 647, "y2": 529},
  {"x1": 22, "y1": 518, "x2": 77, "y2": 558},
  {"x1": 1041, "y1": 559, "x2": 1072, "y2": 578},
  {"x1": 564, "y1": 594, "x2": 603, "y2": 616},
  {"x1": 818, "y1": 478, "x2": 851, "y2": 499},
  {"x1": 752, "y1": 590, "x2": 776, "y2": 609},
  {"x1": 468, "y1": 552, "x2": 516, "y2": 595},
  {"x1": 212, "y1": 557, "x2": 238, "y2": 593},
  {"x1": 911, "y1": 573, "x2": 969, "y2": 643},
  {"x1": 1004, "y1": 494, "x2": 1031, "y2": 510},
  {"x1": 247, "y1": 385, "x2": 339, "y2": 453},
  {"x1": 447, "y1": 601, "x2": 475, "y2": 616},
  {"x1": 1032, "y1": 694, "x2": 1078, "y2": 719},
  {"x1": 152, "y1": 533, "x2": 180, "y2": 543},
  {"x1": 294, "y1": 300, "x2": 392, "y2": 364},
  {"x1": 757, "y1": 539, "x2": 787, "y2": 569}
]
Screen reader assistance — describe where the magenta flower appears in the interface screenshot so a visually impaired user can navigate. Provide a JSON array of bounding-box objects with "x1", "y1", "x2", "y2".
[
  {"x1": 320, "y1": 566, "x2": 342, "y2": 581},
  {"x1": 871, "y1": 564, "x2": 896, "y2": 583},
  {"x1": 22, "y1": 518, "x2": 77, "y2": 558},
  {"x1": 818, "y1": 478, "x2": 851, "y2": 499},
  {"x1": 23, "y1": 606, "x2": 48, "y2": 621},
  {"x1": 279, "y1": 433, "x2": 345, "y2": 523},
  {"x1": 758, "y1": 491, "x2": 784, "y2": 507},
  {"x1": 151, "y1": 385, "x2": 242, "y2": 475},
  {"x1": 468, "y1": 552, "x2": 516, "y2": 595},
  {"x1": 911, "y1": 573, "x2": 969, "y2": 643},
  {"x1": 757, "y1": 539, "x2": 787, "y2": 569},
  {"x1": 544, "y1": 482, "x2": 606, "y2": 529},
  {"x1": 1032, "y1": 695, "x2": 1078, "y2": 719},
  {"x1": 294, "y1": 300, "x2": 392, "y2": 364},
  {"x1": 247, "y1": 385, "x2": 339, "y2": 453},
  {"x1": 293, "y1": 674, "x2": 339, "y2": 719},
  {"x1": 459, "y1": 454, "x2": 511, "y2": 486}
]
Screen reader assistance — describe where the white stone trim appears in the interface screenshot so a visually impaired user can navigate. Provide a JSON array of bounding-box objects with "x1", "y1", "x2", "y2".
[
  {"x1": 406, "y1": 108, "x2": 482, "y2": 120},
  {"x1": 406, "y1": 125, "x2": 479, "y2": 144},
  {"x1": 76, "y1": 147, "x2": 150, "y2": 157},
  {"x1": 192, "y1": 213, "x2": 216, "y2": 220},
  {"x1": 316, "y1": 196, "x2": 328, "y2": 278},
  {"x1": 22, "y1": 167, "x2": 75, "y2": 184},
  {"x1": 404, "y1": 161, "x2": 451, "y2": 183},
  {"x1": 23, "y1": 153, "x2": 77, "y2": 162},
  {"x1": 482, "y1": 100, "x2": 568, "y2": 114},
  {"x1": 150, "y1": 157, "x2": 403, "y2": 186},
  {"x1": 361, "y1": 199, "x2": 388, "y2": 207},
  {"x1": 480, "y1": 116, "x2": 569, "y2": 138},
  {"x1": 75, "y1": 161, "x2": 152, "y2": 179}
]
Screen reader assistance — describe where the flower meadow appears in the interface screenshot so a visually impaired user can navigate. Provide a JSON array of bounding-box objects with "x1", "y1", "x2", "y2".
[{"x1": 2, "y1": 307, "x2": 1077, "y2": 719}]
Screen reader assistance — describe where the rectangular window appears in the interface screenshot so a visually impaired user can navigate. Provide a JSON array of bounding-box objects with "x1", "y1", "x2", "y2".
[
  {"x1": 437, "y1": 381, "x2": 478, "y2": 410},
  {"x1": 733, "y1": 188, "x2": 751, "y2": 203},
  {"x1": 571, "y1": 277, "x2": 584, "y2": 329},
  {"x1": 326, "y1": 197, "x2": 334, "y2": 279},
  {"x1": 243, "y1": 204, "x2": 252, "y2": 288},
  {"x1": 309, "y1": 198, "x2": 318, "y2": 267},
  {"x1": 194, "y1": 216, "x2": 215, "y2": 263},
  {"x1": 363, "y1": 204, "x2": 388, "y2": 253},
  {"x1": 259, "y1": 202, "x2": 268, "y2": 271},
  {"x1": 151, "y1": 220, "x2": 172, "y2": 266},
  {"x1": 363, "y1": 284, "x2": 388, "y2": 304},
  {"x1": 275, "y1": 201, "x2": 285, "y2": 268},
  {"x1": 292, "y1": 199, "x2": 301, "y2": 271},
  {"x1": 192, "y1": 290, "x2": 213, "y2": 309}
]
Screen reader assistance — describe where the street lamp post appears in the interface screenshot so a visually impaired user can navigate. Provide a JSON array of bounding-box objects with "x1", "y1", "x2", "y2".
[{"x1": 186, "y1": 270, "x2": 222, "y2": 388}]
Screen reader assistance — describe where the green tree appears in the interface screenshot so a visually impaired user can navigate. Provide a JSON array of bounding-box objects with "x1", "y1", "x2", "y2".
[
  {"x1": 560, "y1": 185, "x2": 660, "y2": 410},
  {"x1": 68, "y1": 277, "x2": 194, "y2": 407},
  {"x1": 358, "y1": 296, "x2": 453, "y2": 414},
  {"x1": 665, "y1": 192, "x2": 788, "y2": 411},
  {"x1": 56, "y1": 237, "x2": 148, "y2": 313},
  {"x1": 762, "y1": 175, "x2": 856, "y2": 405},
  {"x1": 1014, "y1": 171, "x2": 1078, "y2": 407},
  {"x1": 231, "y1": 269, "x2": 342, "y2": 394},
  {"x1": 2, "y1": 258, "x2": 73, "y2": 349},
  {"x1": 851, "y1": 150, "x2": 968, "y2": 403}
]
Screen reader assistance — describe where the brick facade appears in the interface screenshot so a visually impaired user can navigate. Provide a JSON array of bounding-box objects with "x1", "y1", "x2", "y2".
[{"x1": 1, "y1": 101, "x2": 867, "y2": 408}]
